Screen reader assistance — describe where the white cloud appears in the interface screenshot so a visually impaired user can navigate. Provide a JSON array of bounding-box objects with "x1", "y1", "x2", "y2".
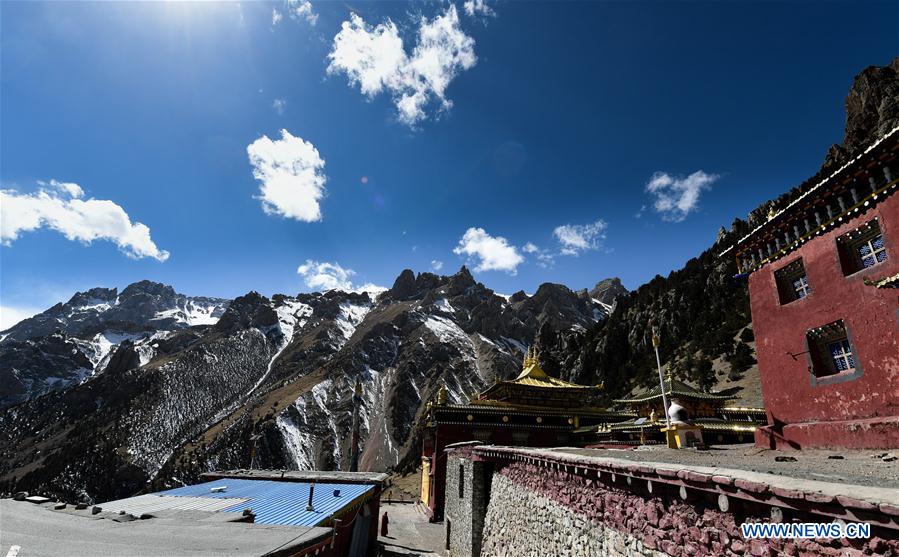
[
  {"x1": 645, "y1": 170, "x2": 719, "y2": 222},
  {"x1": 298, "y1": 259, "x2": 354, "y2": 290},
  {"x1": 327, "y1": 5, "x2": 477, "y2": 127},
  {"x1": 272, "y1": 98, "x2": 287, "y2": 114},
  {"x1": 522, "y1": 241, "x2": 554, "y2": 268},
  {"x1": 272, "y1": 8, "x2": 283, "y2": 26},
  {"x1": 287, "y1": 0, "x2": 317, "y2": 25},
  {"x1": 463, "y1": 0, "x2": 496, "y2": 18},
  {"x1": 247, "y1": 129, "x2": 327, "y2": 222},
  {"x1": 453, "y1": 227, "x2": 523, "y2": 274},
  {"x1": 0, "y1": 180, "x2": 170, "y2": 261},
  {"x1": 0, "y1": 305, "x2": 40, "y2": 331},
  {"x1": 297, "y1": 259, "x2": 385, "y2": 295},
  {"x1": 39, "y1": 179, "x2": 83, "y2": 198},
  {"x1": 431, "y1": 259, "x2": 444, "y2": 271},
  {"x1": 553, "y1": 220, "x2": 608, "y2": 256}
]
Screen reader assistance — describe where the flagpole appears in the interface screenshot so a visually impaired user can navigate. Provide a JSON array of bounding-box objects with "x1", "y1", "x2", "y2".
[{"x1": 651, "y1": 319, "x2": 671, "y2": 431}]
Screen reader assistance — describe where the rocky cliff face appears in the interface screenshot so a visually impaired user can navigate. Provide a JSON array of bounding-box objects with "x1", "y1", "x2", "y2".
[
  {"x1": 0, "y1": 281, "x2": 229, "y2": 409},
  {"x1": 825, "y1": 57, "x2": 899, "y2": 170},
  {"x1": 0, "y1": 268, "x2": 610, "y2": 502},
  {"x1": 589, "y1": 278, "x2": 628, "y2": 308}
]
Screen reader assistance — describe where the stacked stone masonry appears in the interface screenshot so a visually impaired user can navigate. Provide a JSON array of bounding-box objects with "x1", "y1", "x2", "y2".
[
  {"x1": 480, "y1": 473, "x2": 665, "y2": 557},
  {"x1": 444, "y1": 447, "x2": 899, "y2": 557},
  {"x1": 446, "y1": 455, "x2": 489, "y2": 557}
]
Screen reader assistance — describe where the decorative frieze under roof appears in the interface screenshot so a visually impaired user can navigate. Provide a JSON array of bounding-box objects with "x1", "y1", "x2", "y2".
[{"x1": 721, "y1": 125, "x2": 899, "y2": 274}]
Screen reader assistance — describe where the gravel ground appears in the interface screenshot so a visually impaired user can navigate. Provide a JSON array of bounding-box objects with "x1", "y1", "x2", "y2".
[{"x1": 552, "y1": 444, "x2": 899, "y2": 489}]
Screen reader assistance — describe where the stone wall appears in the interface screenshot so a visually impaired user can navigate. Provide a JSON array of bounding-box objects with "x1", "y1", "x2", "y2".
[
  {"x1": 447, "y1": 446, "x2": 899, "y2": 557},
  {"x1": 480, "y1": 472, "x2": 666, "y2": 557},
  {"x1": 445, "y1": 453, "x2": 490, "y2": 557}
]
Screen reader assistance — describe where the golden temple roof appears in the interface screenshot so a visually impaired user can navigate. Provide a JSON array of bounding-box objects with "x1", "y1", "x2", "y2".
[
  {"x1": 508, "y1": 347, "x2": 600, "y2": 389},
  {"x1": 473, "y1": 346, "x2": 604, "y2": 404}
]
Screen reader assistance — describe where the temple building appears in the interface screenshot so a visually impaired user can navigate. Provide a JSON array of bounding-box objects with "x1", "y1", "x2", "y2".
[
  {"x1": 724, "y1": 125, "x2": 899, "y2": 449},
  {"x1": 580, "y1": 372, "x2": 765, "y2": 446},
  {"x1": 419, "y1": 348, "x2": 630, "y2": 521}
]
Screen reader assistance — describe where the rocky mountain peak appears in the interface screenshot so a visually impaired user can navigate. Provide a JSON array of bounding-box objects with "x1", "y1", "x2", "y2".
[
  {"x1": 214, "y1": 291, "x2": 277, "y2": 333},
  {"x1": 509, "y1": 290, "x2": 528, "y2": 303},
  {"x1": 445, "y1": 266, "x2": 476, "y2": 294},
  {"x1": 386, "y1": 269, "x2": 417, "y2": 300},
  {"x1": 589, "y1": 278, "x2": 628, "y2": 306},
  {"x1": 383, "y1": 268, "x2": 468, "y2": 302},
  {"x1": 67, "y1": 287, "x2": 118, "y2": 308},
  {"x1": 825, "y1": 57, "x2": 899, "y2": 170},
  {"x1": 120, "y1": 280, "x2": 178, "y2": 301}
]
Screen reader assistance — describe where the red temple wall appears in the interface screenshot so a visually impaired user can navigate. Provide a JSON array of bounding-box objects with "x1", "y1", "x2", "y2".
[{"x1": 748, "y1": 193, "x2": 899, "y2": 449}]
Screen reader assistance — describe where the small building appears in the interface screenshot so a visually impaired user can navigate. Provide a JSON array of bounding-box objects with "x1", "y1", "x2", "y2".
[
  {"x1": 591, "y1": 373, "x2": 766, "y2": 446},
  {"x1": 724, "y1": 125, "x2": 899, "y2": 449},
  {"x1": 2, "y1": 470, "x2": 387, "y2": 557},
  {"x1": 419, "y1": 348, "x2": 631, "y2": 520}
]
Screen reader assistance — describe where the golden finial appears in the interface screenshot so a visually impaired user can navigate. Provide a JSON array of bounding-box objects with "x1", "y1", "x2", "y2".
[
  {"x1": 523, "y1": 345, "x2": 538, "y2": 368},
  {"x1": 767, "y1": 207, "x2": 777, "y2": 221},
  {"x1": 437, "y1": 384, "x2": 447, "y2": 405}
]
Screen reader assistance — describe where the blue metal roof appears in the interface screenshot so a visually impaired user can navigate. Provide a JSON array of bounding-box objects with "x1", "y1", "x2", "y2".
[{"x1": 158, "y1": 478, "x2": 374, "y2": 526}]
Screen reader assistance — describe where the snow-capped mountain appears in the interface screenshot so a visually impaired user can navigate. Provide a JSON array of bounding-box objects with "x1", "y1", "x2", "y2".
[
  {"x1": 0, "y1": 280, "x2": 229, "y2": 409},
  {"x1": 0, "y1": 268, "x2": 622, "y2": 502}
]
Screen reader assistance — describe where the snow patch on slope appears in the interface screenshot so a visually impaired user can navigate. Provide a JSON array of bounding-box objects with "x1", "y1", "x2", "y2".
[
  {"x1": 245, "y1": 298, "x2": 313, "y2": 399},
  {"x1": 80, "y1": 331, "x2": 142, "y2": 368},
  {"x1": 153, "y1": 299, "x2": 228, "y2": 326},
  {"x1": 334, "y1": 301, "x2": 372, "y2": 342},
  {"x1": 424, "y1": 315, "x2": 470, "y2": 346},
  {"x1": 433, "y1": 298, "x2": 454, "y2": 313},
  {"x1": 277, "y1": 409, "x2": 316, "y2": 470}
]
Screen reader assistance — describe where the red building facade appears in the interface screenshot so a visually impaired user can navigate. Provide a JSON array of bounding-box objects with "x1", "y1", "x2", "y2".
[{"x1": 726, "y1": 127, "x2": 899, "y2": 450}]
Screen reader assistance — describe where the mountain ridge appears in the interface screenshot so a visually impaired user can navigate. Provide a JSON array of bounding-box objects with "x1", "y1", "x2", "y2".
[{"x1": 0, "y1": 267, "x2": 624, "y2": 502}]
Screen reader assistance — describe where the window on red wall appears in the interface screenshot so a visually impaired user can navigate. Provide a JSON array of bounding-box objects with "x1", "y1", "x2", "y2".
[
  {"x1": 806, "y1": 320, "x2": 857, "y2": 378},
  {"x1": 774, "y1": 258, "x2": 811, "y2": 304},
  {"x1": 837, "y1": 219, "x2": 888, "y2": 276}
]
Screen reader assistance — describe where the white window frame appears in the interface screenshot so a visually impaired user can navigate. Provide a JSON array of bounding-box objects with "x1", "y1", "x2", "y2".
[
  {"x1": 858, "y1": 234, "x2": 886, "y2": 268},
  {"x1": 792, "y1": 275, "x2": 811, "y2": 299},
  {"x1": 826, "y1": 338, "x2": 855, "y2": 373}
]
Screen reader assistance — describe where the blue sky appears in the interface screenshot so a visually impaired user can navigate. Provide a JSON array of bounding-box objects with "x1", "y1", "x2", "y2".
[{"x1": 1, "y1": 0, "x2": 897, "y2": 327}]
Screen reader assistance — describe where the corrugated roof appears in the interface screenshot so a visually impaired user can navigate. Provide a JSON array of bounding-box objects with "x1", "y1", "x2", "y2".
[
  {"x1": 99, "y1": 494, "x2": 251, "y2": 515},
  {"x1": 158, "y1": 478, "x2": 375, "y2": 527}
]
